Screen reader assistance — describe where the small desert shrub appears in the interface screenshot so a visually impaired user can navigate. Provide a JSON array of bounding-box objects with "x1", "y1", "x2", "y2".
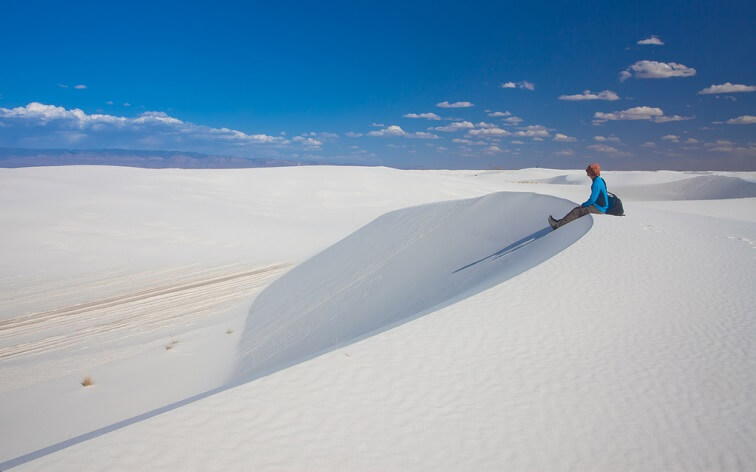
[
  {"x1": 165, "y1": 339, "x2": 179, "y2": 350},
  {"x1": 226, "y1": 328, "x2": 234, "y2": 335},
  {"x1": 81, "y1": 376, "x2": 94, "y2": 387}
]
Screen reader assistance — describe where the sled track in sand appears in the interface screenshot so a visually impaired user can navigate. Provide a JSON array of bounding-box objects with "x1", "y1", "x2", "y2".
[{"x1": 0, "y1": 263, "x2": 290, "y2": 362}]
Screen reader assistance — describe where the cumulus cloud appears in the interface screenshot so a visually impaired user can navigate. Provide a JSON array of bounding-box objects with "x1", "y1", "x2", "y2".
[
  {"x1": 587, "y1": 144, "x2": 629, "y2": 155},
  {"x1": 514, "y1": 125, "x2": 549, "y2": 138},
  {"x1": 483, "y1": 145, "x2": 504, "y2": 154},
  {"x1": 432, "y1": 121, "x2": 474, "y2": 132},
  {"x1": 554, "y1": 133, "x2": 576, "y2": 142},
  {"x1": 0, "y1": 102, "x2": 287, "y2": 151},
  {"x1": 592, "y1": 106, "x2": 688, "y2": 124},
  {"x1": 293, "y1": 136, "x2": 323, "y2": 148},
  {"x1": 637, "y1": 35, "x2": 664, "y2": 45},
  {"x1": 661, "y1": 134, "x2": 680, "y2": 142},
  {"x1": 698, "y1": 82, "x2": 756, "y2": 94},
  {"x1": 503, "y1": 116, "x2": 523, "y2": 125},
  {"x1": 412, "y1": 131, "x2": 439, "y2": 139},
  {"x1": 619, "y1": 60, "x2": 696, "y2": 81},
  {"x1": 467, "y1": 127, "x2": 511, "y2": 137},
  {"x1": 594, "y1": 136, "x2": 620, "y2": 143},
  {"x1": 436, "y1": 101, "x2": 474, "y2": 108},
  {"x1": 487, "y1": 111, "x2": 511, "y2": 117},
  {"x1": 74, "y1": 84, "x2": 88, "y2": 90},
  {"x1": 653, "y1": 114, "x2": 695, "y2": 123},
  {"x1": 368, "y1": 125, "x2": 407, "y2": 137},
  {"x1": 368, "y1": 124, "x2": 438, "y2": 139},
  {"x1": 403, "y1": 112, "x2": 441, "y2": 120},
  {"x1": 726, "y1": 115, "x2": 756, "y2": 124},
  {"x1": 452, "y1": 138, "x2": 488, "y2": 146},
  {"x1": 501, "y1": 81, "x2": 535, "y2": 91},
  {"x1": 555, "y1": 149, "x2": 575, "y2": 156},
  {"x1": 345, "y1": 131, "x2": 363, "y2": 138},
  {"x1": 559, "y1": 90, "x2": 620, "y2": 101}
]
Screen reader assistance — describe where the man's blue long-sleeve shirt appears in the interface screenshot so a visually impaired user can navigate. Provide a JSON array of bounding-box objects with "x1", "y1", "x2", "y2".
[{"x1": 582, "y1": 177, "x2": 609, "y2": 213}]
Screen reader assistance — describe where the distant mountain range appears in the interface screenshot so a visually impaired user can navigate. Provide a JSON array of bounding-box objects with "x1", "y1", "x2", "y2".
[{"x1": 0, "y1": 148, "x2": 314, "y2": 169}]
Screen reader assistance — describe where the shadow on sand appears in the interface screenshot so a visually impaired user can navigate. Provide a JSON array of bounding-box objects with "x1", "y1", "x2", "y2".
[{"x1": 1, "y1": 192, "x2": 590, "y2": 469}]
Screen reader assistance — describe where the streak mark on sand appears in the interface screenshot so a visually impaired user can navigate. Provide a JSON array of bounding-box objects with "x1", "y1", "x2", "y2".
[{"x1": 0, "y1": 264, "x2": 290, "y2": 361}]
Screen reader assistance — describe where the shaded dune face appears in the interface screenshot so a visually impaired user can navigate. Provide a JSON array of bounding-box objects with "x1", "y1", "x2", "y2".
[{"x1": 233, "y1": 192, "x2": 591, "y2": 383}]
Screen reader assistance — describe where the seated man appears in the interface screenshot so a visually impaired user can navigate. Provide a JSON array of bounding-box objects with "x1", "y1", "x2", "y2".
[{"x1": 549, "y1": 163, "x2": 608, "y2": 230}]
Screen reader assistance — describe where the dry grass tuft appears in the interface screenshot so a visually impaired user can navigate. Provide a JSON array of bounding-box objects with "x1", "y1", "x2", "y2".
[
  {"x1": 165, "y1": 339, "x2": 179, "y2": 350},
  {"x1": 81, "y1": 376, "x2": 94, "y2": 387},
  {"x1": 226, "y1": 328, "x2": 234, "y2": 335}
]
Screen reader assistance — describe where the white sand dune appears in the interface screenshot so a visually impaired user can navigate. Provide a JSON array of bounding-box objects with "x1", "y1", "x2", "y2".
[
  {"x1": 235, "y1": 192, "x2": 589, "y2": 382},
  {"x1": 0, "y1": 165, "x2": 754, "y2": 471}
]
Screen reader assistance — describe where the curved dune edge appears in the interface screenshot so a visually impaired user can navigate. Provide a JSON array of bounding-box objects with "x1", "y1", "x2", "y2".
[{"x1": 233, "y1": 192, "x2": 592, "y2": 382}]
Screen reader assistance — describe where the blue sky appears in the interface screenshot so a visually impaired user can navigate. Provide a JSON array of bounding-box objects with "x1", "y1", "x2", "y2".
[{"x1": 1, "y1": 0, "x2": 754, "y2": 169}]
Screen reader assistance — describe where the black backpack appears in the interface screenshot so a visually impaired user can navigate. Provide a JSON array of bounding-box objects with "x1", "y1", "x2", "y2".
[{"x1": 601, "y1": 178, "x2": 625, "y2": 216}]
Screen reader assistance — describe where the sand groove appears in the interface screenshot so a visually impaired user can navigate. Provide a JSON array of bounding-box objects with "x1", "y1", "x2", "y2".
[{"x1": 0, "y1": 263, "x2": 289, "y2": 361}]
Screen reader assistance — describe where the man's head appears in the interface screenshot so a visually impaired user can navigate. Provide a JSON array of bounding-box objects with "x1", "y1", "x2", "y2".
[{"x1": 586, "y1": 163, "x2": 601, "y2": 178}]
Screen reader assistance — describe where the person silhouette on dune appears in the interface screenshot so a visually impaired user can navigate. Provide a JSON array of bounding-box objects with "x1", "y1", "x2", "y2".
[{"x1": 549, "y1": 163, "x2": 608, "y2": 230}]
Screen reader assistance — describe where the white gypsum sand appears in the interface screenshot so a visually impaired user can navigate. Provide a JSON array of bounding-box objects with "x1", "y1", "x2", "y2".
[{"x1": 0, "y1": 165, "x2": 754, "y2": 471}]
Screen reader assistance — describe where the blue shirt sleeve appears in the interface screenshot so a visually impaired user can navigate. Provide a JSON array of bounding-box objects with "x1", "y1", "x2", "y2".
[{"x1": 582, "y1": 179, "x2": 600, "y2": 207}]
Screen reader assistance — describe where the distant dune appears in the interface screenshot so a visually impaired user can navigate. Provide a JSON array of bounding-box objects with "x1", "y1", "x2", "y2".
[{"x1": 0, "y1": 148, "x2": 310, "y2": 169}]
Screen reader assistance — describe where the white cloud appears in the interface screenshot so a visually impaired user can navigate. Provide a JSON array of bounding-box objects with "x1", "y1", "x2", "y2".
[
  {"x1": 554, "y1": 133, "x2": 576, "y2": 142},
  {"x1": 559, "y1": 90, "x2": 620, "y2": 101},
  {"x1": 0, "y1": 102, "x2": 287, "y2": 151},
  {"x1": 368, "y1": 125, "x2": 407, "y2": 137},
  {"x1": 726, "y1": 115, "x2": 756, "y2": 124},
  {"x1": 555, "y1": 149, "x2": 575, "y2": 156},
  {"x1": 653, "y1": 114, "x2": 694, "y2": 123},
  {"x1": 371, "y1": 122, "x2": 385, "y2": 127},
  {"x1": 637, "y1": 35, "x2": 664, "y2": 45},
  {"x1": 475, "y1": 122, "x2": 498, "y2": 128},
  {"x1": 74, "y1": 84, "x2": 87, "y2": 90},
  {"x1": 620, "y1": 60, "x2": 696, "y2": 81},
  {"x1": 483, "y1": 145, "x2": 504, "y2": 154},
  {"x1": 410, "y1": 131, "x2": 439, "y2": 139},
  {"x1": 345, "y1": 131, "x2": 363, "y2": 138},
  {"x1": 592, "y1": 106, "x2": 687, "y2": 124},
  {"x1": 403, "y1": 112, "x2": 442, "y2": 120},
  {"x1": 661, "y1": 134, "x2": 680, "y2": 142},
  {"x1": 587, "y1": 144, "x2": 629, "y2": 155},
  {"x1": 452, "y1": 138, "x2": 488, "y2": 146},
  {"x1": 685, "y1": 138, "x2": 699, "y2": 144},
  {"x1": 594, "y1": 136, "x2": 620, "y2": 142},
  {"x1": 511, "y1": 140, "x2": 525, "y2": 145},
  {"x1": 293, "y1": 136, "x2": 323, "y2": 148},
  {"x1": 368, "y1": 125, "x2": 438, "y2": 139},
  {"x1": 436, "y1": 101, "x2": 474, "y2": 108},
  {"x1": 467, "y1": 127, "x2": 511, "y2": 137},
  {"x1": 105, "y1": 100, "x2": 114, "y2": 105},
  {"x1": 698, "y1": 82, "x2": 756, "y2": 94},
  {"x1": 641, "y1": 141, "x2": 656, "y2": 148},
  {"x1": 488, "y1": 111, "x2": 512, "y2": 117},
  {"x1": 501, "y1": 81, "x2": 535, "y2": 91},
  {"x1": 503, "y1": 116, "x2": 523, "y2": 125},
  {"x1": 514, "y1": 125, "x2": 549, "y2": 138},
  {"x1": 57, "y1": 83, "x2": 69, "y2": 88},
  {"x1": 432, "y1": 121, "x2": 474, "y2": 132}
]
